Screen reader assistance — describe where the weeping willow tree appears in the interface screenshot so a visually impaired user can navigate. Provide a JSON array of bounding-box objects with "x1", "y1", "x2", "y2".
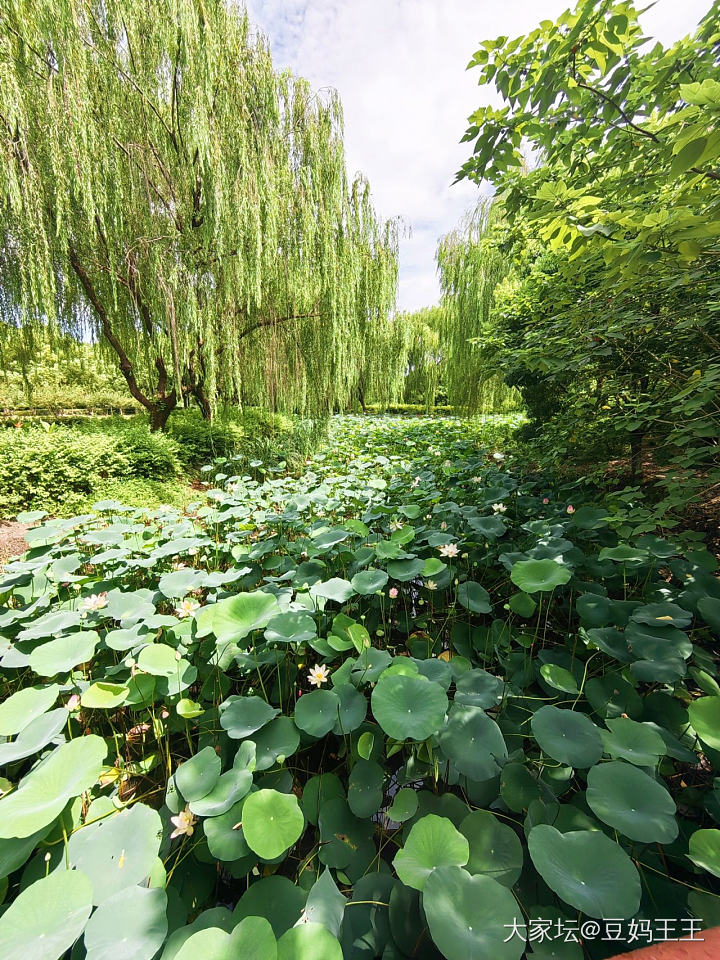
[
  {"x1": 398, "y1": 307, "x2": 443, "y2": 412},
  {"x1": 0, "y1": 0, "x2": 397, "y2": 429},
  {"x1": 436, "y1": 199, "x2": 519, "y2": 413}
]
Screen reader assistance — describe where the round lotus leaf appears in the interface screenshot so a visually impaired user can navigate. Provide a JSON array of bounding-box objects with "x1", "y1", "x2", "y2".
[
  {"x1": 630, "y1": 602, "x2": 692, "y2": 629},
  {"x1": 331, "y1": 683, "x2": 367, "y2": 735},
  {"x1": 300, "y1": 869, "x2": 346, "y2": 935},
  {"x1": 28, "y1": 631, "x2": 97, "y2": 677},
  {"x1": 456, "y1": 581, "x2": 492, "y2": 613},
  {"x1": 386, "y1": 558, "x2": 425, "y2": 582},
  {"x1": 348, "y1": 759, "x2": 384, "y2": 818},
  {"x1": 454, "y1": 669, "x2": 504, "y2": 708},
  {"x1": 387, "y1": 788, "x2": 419, "y2": 823},
  {"x1": 688, "y1": 828, "x2": 720, "y2": 877},
  {"x1": 158, "y1": 568, "x2": 206, "y2": 598},
  {"x1": 351, "y1": 647, "x2": 393, "y2": 684},
  {"x1": 242, "y1": 789, "x2": 304, "y2": 859},
  {"x1": 0, "y1": 734, "x2": 107, "y2": 838},
  {"x1": 598, "y1": 544, "x2": 648, "y2": 563},
  {"x1": 437, "y1": 704, "x2": 507, "y2": 780},
  {"x1": 318, "y1": 798, "x2": 374, "y2": 868},
  {"x1": 351, "y1": 568, "x2": 389, "y2": 595},
  {"x1": 528, "y1": 824, "x2": 641, "y2": 918},
  {"x1": 699, "y1": 597, "x2": 720, "y2": 634},
  {"x1": 630, "y1": 656, "x2": 687, "y2": 683},
  {"x1": 423, "y1": 866, "x2": 524, "y2": 960},
  {"x1": 137, "y1": 643, "x2": 181, "y2": 677},
  {"x1": 459, "y1": 809, "x2": 523, "y2": 887},
  {"x1": 251, "y1": 716, "x2": 300, "y2": 770},
  {"x1": 0, "y1": 868, "x2": 93, "y2": 960},
  {"x1": 601, "y1": 718, "x2": 665, "y2": 766},
  {"x1": 625, "y1": 621, "x2": 692, "y2": 661},
  {"x1": 220, "y1": 696, "x2": 280, "y2": 739},
  {"x1": 294, "y1": 689, "x2": 340, "y2": 738},
  {"x1": 175, "y1": 746, "x2": 222, "y2": 802},
  {"x1": 189, "y1": 769, "x2": 253, "y2": 817},
  {"x1": 393, "y1": 814, "x2": 469, "y2": 891},
  {"x1": 265, "y1": 611, "x2": 317, "y2": 645},
  {"x1": 310, "y1": 578, "x2": 355, "y2": 604},
  {"x1": 195, "y1": 590, "x2": 280, "y2": 645},
  {"x1": 312, "y1": 527, "x2": 350, "y2": 549},
  {"x1": 232, "y1": 876, "x2": 307, "y2": 937},
  {"x1": 81, "y1": 681, "x2": 129, "y2": 709},
  {"x1": 0, "y1": 708, "x2": 67, "y2": 765},
  {"x1": 300, "y1": 773, "x2": 345, "y2": 825},
  {"x1": 688, "y1": 696, "x2": 720, "y2": 752},
  {"x1": 510, "y1": 559, "x2": 571, "y2": 593},
  {"x1": 68, "y1": 802, "x2": 162, "y2": 904},
  {"x1": 531, "y1": 705, "x2": 603, "y2": 768},
  {"x1": 172, "y1": 928, "x2": 235, "y2": 960},
  {"x1": 371, "y1": 674, "x2": 448, "y2": 742},
  {"x1": 277, "y1": 923, "x2": 342, "y2": 960},
  {"x1": 83, "y1": 885, "x2": 167, "y2": 960},
  {"x1": 0, "y1": 684, "x2": 60, "y2": 736},
  {"x1": 586, "y1": 761, "x2": 678, "y2": 843},
  {"x1": 204, "y1": 798, "x2": 253, "y2": 861}
]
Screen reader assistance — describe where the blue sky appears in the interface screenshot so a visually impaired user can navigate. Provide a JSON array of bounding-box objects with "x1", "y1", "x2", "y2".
[{"x1": 245, "y1": 0, "x2": 712, "y2": 312}]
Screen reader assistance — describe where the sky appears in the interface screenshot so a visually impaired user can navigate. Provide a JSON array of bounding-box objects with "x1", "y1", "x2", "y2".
[{"x1": 245, "y1": 0, "x2": 712, "y2": 313}]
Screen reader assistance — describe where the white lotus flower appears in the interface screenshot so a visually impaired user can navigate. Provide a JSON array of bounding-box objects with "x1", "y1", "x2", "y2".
[
  {"x1": 175, "y1": 598, "x2": 200, "y2": 618},
  {"x1": 492, "y1": 503, "x2": 507, "y2": 513},
  {"x1": 438, "y1": 543, "x2": 460, "y2": 558},
  {"x1": 426, "y1": 580, "x2": 438, "y2": 590},
  {"x1": 80, "y1": 592, "x2": 108, "y2": 612},
  {"x1": 307, "y1": 664, "x2": 330, "y2": 687},
  {"x1": 170, "y1": 806, "x2": 196, "y2": 840},
  {"x1": 492, "y1": 452, "x2": 505, "y2": 461}
]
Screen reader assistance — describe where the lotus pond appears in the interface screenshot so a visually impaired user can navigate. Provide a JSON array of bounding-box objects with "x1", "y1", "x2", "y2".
[{"x1": 1, "y1": 414, "x2": 720, "y2": 959}]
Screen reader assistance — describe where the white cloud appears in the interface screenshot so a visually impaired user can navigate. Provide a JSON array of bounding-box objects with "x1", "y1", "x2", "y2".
[{"x1": 246, "y1": 0, "x2": 712, "y2": 311}]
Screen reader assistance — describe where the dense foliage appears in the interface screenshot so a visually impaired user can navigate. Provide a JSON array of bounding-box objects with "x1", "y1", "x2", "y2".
[
  {"x1": 442, "y1": 0, "x2": 720, "y2": 513},
  {"x1": 0, "y1": 410, "x2": 324, "y2": 516},
  {"x1": 2, "y1": 415, "x2": 720, "y2": 959},
  {"x1": 0, "y1": 0, "x2": 398, "y2": 428}
]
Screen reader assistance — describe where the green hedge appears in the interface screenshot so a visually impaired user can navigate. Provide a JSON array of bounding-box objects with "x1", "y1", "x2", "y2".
[{"x1": 0, "y1": 408, "x2": 326, "y2": 516}]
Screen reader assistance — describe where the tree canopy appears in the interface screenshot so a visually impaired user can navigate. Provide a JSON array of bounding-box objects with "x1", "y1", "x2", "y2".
[
  {"x1": 443, "y1": 0, "x2": 720, "y2": 513},
  {"x1": 0, "y1": 0, "x2": 398, "y2": 428}
]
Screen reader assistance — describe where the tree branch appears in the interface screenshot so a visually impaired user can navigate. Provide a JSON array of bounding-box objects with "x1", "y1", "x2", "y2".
[{"x1": 238, "y1": 312, "x2": 323, "y2": 341}]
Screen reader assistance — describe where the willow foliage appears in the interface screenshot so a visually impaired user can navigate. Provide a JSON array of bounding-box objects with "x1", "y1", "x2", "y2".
[
  {"x1": 436, "y1": 200, "x2": 517, "y2": 412},
  {"x1": 0, "y1": 0, "x2": 397, "y2": 428}
]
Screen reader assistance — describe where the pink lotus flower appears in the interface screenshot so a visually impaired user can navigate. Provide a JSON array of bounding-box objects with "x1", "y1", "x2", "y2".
[
  {"x1": 542, "y1": 497, "x2": 549, "y2": 505},
  {"x1": 388, "y1": 587, "x2": 399, "y2": 598},
  {"x1": 566, "y1": 505, "x2": 575, "y2": 514}
]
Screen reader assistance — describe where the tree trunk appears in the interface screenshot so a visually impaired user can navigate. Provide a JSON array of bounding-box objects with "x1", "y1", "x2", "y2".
[{"x1": 149, "y1": 398, "x2": 176, "y2": 432}]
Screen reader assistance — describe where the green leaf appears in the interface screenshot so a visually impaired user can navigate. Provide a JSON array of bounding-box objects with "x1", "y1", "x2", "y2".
[
  {"x1": 459, "y1": 809, "x2": 523, "y2": 886},
  {"x1": 301, "y1": 869, "x2": 346, "y2": 936},
  {"x1": 175, "y1": 746, "x2": 222, "y2": 802},
  {"x1": 310, "y1": 578, "x2": 354, "y2": 604},
  {"x1": 371, "y1": 674, "x2": 448, "y2": 741},
  {"x1": 351, "y1": 568, "x2": 389, "y2": 595},
  {"x1": 510, "y1": 559, "x2": 570, "y2": 593},
  {"x1": 265, "y1": 611, "x2": 317, "y2": 644},
  {"x1": 688, "y1": 696, "x2": 720, "y2": 752},
  {"x1": 0, "y1": 869, "x2": 94, "y2": 960},
  {"x1": 601, "y1": 718, "x2": 665, "y2": 766},
  {"x1": 688, "y1": 828, "x2": 720, "y2": 878},
  {"x1": 530, "y1": 705, "x2": 603, "y2": 768},
  {"x1": 457, "y1": 581, "x2": 492, "y2": 613},
  {"x1": 137, "y1": 643, "x2": 182, "y2": 677},
  {"x1": 540, "y1": 663, "x2": 579, "y2": 695},
  {"x1": 393, "y1": 814, "x2": 469, "y2": 890},
  {"x1": 387, "y1": 788, "x2": 419, "y2": 822},
  {"x1": 81, "y1": 681, "x2": 129, "y2": 709},
  {"x1": 195, "y1": 591, "x2": 280, "y2": 646},
  {"x1": 528, "y1": 825, "x2": 641, "y2": 919},
  {"x1": 0, "y1": 735, "x2": 107, "y2": 838},
  {"x1": 29, "y1": 631, "x2": 98, "y2": 676},
  {"x1": 68, "y1": 803, "x2": 163, "y2": 904},
  {"x1": 220, "y1": 696, "x2": 280, "y2": 738},
  {"x1": 83, "y1": 885, "x2": 168, "y2": 960},
  {"x1": 348, "y1": 759, "x2": 384, "y2": 818},
  {"x1": 277, "y1": 923, "x2": 342, "y2": 960},
  {"x1": 586, "y1": 761, "x2": 678, "y2": 843},
  {"x1": 242, "y1": 789, "x2": 304, "y2": 859},
  {"x1": 423, "y1": 867, "x2": 524, "y2": 960},
  {"x1": 0, "y1": 684, "x2": 59, "y2": 736},
  {"x1": 437, "y1": 704, "x2": 507, "y2": 780},
  {"x1": 294, "y1": 689, "x2": 340, "y2": 738}
]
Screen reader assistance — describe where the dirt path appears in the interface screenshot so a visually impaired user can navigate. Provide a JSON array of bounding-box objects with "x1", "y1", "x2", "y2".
[{"x1": 0, "y1": 521, "x2": 28, "y2": 564}]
